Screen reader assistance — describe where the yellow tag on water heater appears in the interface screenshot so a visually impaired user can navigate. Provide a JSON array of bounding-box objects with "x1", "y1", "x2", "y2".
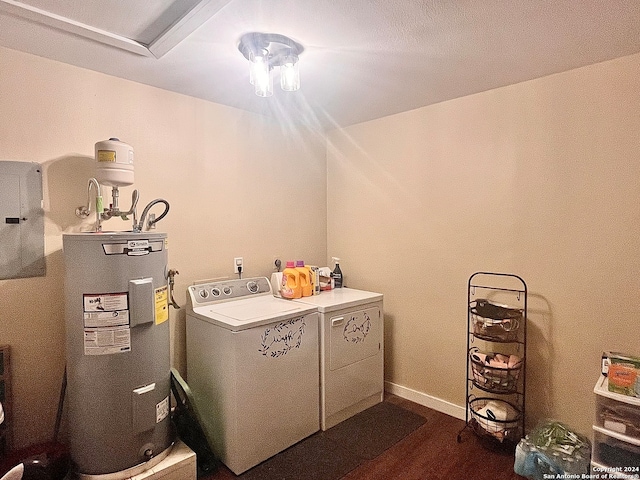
[{"x1": 154, "y1": 286, "x2": 169, "y2": 324}]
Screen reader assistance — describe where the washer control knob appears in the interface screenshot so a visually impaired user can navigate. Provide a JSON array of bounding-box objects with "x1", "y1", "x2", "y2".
[
  {"x1": 211, "y1": 287, "x2": 221, "y2": 297},
  {"x1": 247, "y1": 281, "x2": 259, "y2": 293},
  {"x1": 198, "y1": 289, "x2": 208, "y2": 299},
  {"x1": 223, "y1": 286, "x2": 232, "y2": 296}
]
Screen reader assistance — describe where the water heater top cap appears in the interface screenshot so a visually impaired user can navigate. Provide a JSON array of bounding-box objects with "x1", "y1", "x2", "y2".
[{"x1": 95, "y1": 138, "x2": 134, "y2": 187}]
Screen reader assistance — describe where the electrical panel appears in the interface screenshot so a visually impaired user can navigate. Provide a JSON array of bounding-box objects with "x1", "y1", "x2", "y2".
[{"x1": 0, "y1": 161, "x2": 45, "y2": 280}]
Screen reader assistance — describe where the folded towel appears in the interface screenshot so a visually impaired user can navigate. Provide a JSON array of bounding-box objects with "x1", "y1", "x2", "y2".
[
  {"x1": 481, "y1": 353, "x2": 521, "y2": 370},
  {"x1": 508, "y1": 355, "x2": 522, "y2": 369}
]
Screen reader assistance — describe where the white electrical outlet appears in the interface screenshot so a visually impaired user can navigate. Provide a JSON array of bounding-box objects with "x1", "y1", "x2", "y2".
[{"x1": 234, "y1": 257, "x2": 244, "y2": 274}]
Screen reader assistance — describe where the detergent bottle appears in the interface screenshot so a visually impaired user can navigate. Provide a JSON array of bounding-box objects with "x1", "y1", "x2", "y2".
[
  {"x1": 281, "y1": 261, "x2": 302, "y2": 299},
  {"x1": 295, "y1": 260, "x2": 313, "y2": 297}
]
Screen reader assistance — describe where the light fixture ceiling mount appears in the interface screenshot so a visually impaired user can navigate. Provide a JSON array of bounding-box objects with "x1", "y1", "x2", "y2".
[{"x1": 238, "y1": 32, "x2": 304, "y2": 97}]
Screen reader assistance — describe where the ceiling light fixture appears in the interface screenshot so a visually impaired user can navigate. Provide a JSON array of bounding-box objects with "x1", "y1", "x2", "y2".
[{"x1": 238, "y1": 32, "x2": 304, "y2": 97}]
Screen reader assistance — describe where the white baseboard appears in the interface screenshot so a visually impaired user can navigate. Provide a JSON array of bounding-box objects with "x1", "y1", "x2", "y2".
[{"x1": 385, "y1": 381, "x2": 466, "y2": 421}]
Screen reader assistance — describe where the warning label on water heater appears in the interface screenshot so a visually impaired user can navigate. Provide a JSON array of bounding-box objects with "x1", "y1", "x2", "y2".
[
  {"x1": 156, "y1": 396, "x2": 169, "y2": 423},
  {"x1": 83, "y1": 327, "x2": 131, "y2": 355},
  {"x1": 154, "y1": 286, "x2": 168, "y2": 325},
  {"x1": 83, "y1": 292, "x2": 131, "y2": 355}
]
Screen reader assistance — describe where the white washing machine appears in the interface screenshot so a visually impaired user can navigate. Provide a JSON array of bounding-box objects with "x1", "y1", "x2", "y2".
[
  {"x1": 293, "y1": 287, "x2": 384, "y2": 430},
  {"x1": 186, "y1": 277, "x2": 319, "y2": 474}
]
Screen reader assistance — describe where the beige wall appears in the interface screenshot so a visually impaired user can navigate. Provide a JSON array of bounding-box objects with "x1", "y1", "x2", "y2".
[
  {"x1": 327, "y1": 52, "x2": 640, "y2": 436},
  {"x1": 0, "y1": 46, "x2": 327, "y2": 448},
  {"x1": 2, "y1": 42, "x2": 639, "y2": 450}
]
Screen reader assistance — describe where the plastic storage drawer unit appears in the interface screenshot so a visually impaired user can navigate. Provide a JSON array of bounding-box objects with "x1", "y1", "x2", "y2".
[
  {"x1": 592, "y1": 426, "x2": 640, "y2": 473},
  {"x1": 592, "y1": 375, "x2": 640, "y2": 477},
  {"x1": 595, "y1": 375, "x2": 640, "y2": 440}
]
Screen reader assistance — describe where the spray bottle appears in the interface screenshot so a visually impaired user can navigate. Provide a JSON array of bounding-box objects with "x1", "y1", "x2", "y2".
[{"x1": 332, "y1": 257, "x2": 343, "y2": 288}]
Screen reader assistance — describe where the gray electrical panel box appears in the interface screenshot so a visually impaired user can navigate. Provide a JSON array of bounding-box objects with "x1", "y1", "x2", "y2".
[{"x1": 0, "y1": 161, "x2": 45, "y2": 280}]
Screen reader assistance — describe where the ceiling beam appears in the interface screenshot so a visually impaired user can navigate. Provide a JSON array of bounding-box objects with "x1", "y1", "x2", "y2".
[
  {"x1": 0, "y1": 0, "x2": 231, "y2": 59},
  {"x1": 0, "y1": 0, "x2": 152, "y2": 57},
  {"x1": 148, "y1": 0, "x2": 233, "y2": 59}
]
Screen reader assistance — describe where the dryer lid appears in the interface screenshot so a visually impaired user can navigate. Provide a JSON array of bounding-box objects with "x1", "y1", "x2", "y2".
[{"x1": 294, "y1": 287, "x2": 382, "y2": 313}]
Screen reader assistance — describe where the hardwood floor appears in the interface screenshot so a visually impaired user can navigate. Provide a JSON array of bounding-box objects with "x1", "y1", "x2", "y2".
[{"x1": 204, "y1": 393, "x2": 526, "y2": 480}]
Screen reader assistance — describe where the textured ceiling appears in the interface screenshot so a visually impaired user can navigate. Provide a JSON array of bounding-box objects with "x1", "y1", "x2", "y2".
[{"x1": 1, "y1": 0, "x2": 640, "y2": 131}]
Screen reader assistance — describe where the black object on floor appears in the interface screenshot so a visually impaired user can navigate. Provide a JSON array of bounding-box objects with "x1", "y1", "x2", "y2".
[
  {"x1": 170, "y1": 369, "x2": 219, "y2": 477},
  {"x1": 239, "y1": 401, "x2": 426, "y2": 480}
]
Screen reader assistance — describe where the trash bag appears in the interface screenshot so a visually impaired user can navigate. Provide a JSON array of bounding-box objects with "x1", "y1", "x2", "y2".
[
  {"x1": 514, "y1": 421, "x2": 591, "y2": 480},
  {"x1": 170, "y1": 369, "x2": 218, "y2": 477}
]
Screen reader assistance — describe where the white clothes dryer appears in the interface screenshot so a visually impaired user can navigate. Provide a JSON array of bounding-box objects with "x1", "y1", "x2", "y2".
[
  {"x1": 293, "y1": 288, "x2": 384, "y2": 430},
  {"x1": 186, "y1": 277, "x2": 319, "y2": 474}
]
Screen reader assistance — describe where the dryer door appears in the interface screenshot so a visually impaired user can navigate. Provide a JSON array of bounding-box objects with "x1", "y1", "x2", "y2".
[{"x1": 330, "y1": 306, "x2": 381, "y2": 370}]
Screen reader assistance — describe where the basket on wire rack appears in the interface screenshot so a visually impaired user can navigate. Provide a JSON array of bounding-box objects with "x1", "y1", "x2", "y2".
[
  {"x1": 469, "y1": 347, "x2": 523, "y2": 393},
  {"x1": 468, "y1": 396, "x2": 522, "y2": 444},
  {"x1": 469, "y1": 299, "x2": 522, "y2": 342}
]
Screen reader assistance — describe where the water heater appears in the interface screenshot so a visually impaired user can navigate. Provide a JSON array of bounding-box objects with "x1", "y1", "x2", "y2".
[{"x1": 63, "y1": 232, "x2": 172, "y2": 476}]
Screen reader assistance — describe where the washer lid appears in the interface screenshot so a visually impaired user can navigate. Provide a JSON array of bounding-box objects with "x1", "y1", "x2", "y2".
[
  {"x1": 294, "y1": 288, "x2": 382, "y2": 313},
  {"x1": 191, "y1": 295, "x2": 317, "y2": 331}
]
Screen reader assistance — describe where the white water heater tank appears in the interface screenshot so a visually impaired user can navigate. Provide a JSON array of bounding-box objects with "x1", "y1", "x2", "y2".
[{"x1": 95, "y1": 138, "x2": 134, "y2": 187}]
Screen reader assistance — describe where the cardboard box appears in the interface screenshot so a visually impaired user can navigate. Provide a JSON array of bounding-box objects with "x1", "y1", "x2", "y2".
[{"x1": 607, "y1": 352, "x2": 640, "y2": 397}]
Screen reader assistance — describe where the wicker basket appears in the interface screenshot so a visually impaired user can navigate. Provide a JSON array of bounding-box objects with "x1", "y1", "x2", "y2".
[
  {"x1": 469, "y1": 348, "x2": 523, "y2": 393},
  {"x1": 470, "y1": 299, "x2": 522, "y2": 342},
  {"x1": 468, "y1": 396, "x2": 522, "y2": 443}
]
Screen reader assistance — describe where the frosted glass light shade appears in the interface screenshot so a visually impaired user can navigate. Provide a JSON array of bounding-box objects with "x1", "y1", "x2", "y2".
[
  {"x1": 280, "y1": 55, "x2": 300, "y2": 91},
  {"x1": 251, "y1": 56, "x2": 273, "y2": 97}
]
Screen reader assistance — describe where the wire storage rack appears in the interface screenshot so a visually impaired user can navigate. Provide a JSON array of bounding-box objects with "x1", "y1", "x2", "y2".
[{"x1": 457, "y1": 272, "x2": 527, "y2": 450}]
